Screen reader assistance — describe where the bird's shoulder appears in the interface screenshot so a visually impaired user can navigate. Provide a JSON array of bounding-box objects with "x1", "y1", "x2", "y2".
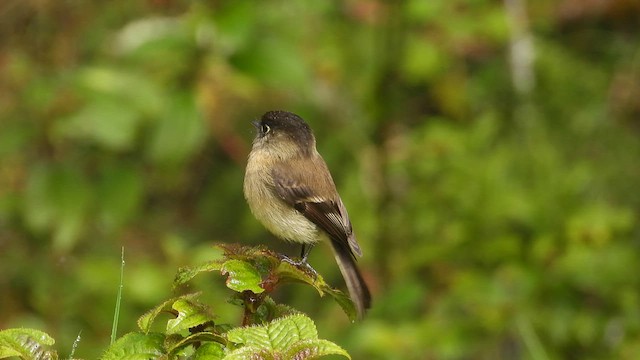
[{"x1": 271, "y1": 154, "x2": 337, "y2": 202}]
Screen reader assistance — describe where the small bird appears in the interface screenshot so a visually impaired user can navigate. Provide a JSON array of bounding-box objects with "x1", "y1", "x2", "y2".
[{"x1": 243, "y1": 110, "x2": 371, "y2": 319}]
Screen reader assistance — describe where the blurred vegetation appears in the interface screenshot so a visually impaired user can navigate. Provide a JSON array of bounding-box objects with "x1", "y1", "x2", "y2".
[{"x1": 1, "y1": 0, "x2": 640, "y2": 359}]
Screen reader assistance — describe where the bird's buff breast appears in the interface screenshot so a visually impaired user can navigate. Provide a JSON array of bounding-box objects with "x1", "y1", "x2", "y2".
[{"x1": 244, "y1": 153, "x2": 319, "y2": 244}]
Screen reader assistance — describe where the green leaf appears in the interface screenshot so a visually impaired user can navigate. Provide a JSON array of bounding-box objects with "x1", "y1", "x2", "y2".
[
  {"x1": 282, "y1": 339, "x2": 351, "y2": 360},
  {"x1": 174, "y1": 244, "x2": 358, "y2": 320},
  {"x1": 174, "y1": 261, "x2": 222, "y2": 288},
  {"x1": 167, "y1": 332, "x2": 227, "y2": 358},
  {"x1": 225, "y1": 315, "x2": 350, "y2": 359},
  {"x1": 220, "y1": 259, "x2": 264, "y2": 294},
  {"x1": 226, "y1": 314, "x2": 316, "y2": 351},
  {"x1": 215, "y1": 244, "x2": 280, "y2": 274},
  {"x1": 137, "y1": 293, "x2": 202, "y2": 333},
  {"x1": 273, "y1": 260, "x2": 319, "y2": 287},
  {"x1": 321, "y1": 287, "x2": 358, "y2": 323},
  {"x1": 0, "y1": 328, "x2": 58, "y2": 360},
  {"x1": 101, "y1": 332, "x2": 165, "y2": 360},
  {"x1": 166, "y1": 298, "x2": 216, "y2": 335},
  {"x1": 193, "y1": 342, "x2": 225, "y2": 360},
  {"x1": 224, "y1": 347, "x2": 274, "y2": 360}
]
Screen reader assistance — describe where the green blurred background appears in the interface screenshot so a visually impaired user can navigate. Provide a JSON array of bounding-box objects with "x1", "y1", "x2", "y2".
[{"x1": 1, "y1": 0, "x2": 640, "y2": 359}]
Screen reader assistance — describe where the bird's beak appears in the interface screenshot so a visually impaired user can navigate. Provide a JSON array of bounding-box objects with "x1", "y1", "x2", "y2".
[{"x1": 251, "y1": 121, "x2": 260, "y2": 129}]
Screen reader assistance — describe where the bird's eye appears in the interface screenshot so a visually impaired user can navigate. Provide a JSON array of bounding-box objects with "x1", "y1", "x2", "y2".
[{"x1": 261, "y1": 124, "x2": 271, "y2": 135}]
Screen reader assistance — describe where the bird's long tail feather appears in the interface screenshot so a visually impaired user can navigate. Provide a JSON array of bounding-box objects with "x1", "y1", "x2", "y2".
[{"x1": 329, "y1": 239, "x2": 371, "y2": 320}]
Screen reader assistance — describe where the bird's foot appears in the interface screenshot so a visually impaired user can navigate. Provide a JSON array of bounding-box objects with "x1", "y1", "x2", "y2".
[{"x1": 278, "y1": 254, "x2": 318, "y2": 278}]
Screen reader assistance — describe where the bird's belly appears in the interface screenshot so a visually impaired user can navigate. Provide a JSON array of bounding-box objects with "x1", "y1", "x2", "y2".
[{"x1": 244, "y1": 172, "x2": 319, "y2": 244}]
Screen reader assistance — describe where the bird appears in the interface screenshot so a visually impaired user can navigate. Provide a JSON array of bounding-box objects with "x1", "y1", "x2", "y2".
[{"x1": 243, "y1": 110, "x2": 371, "y2": 319}]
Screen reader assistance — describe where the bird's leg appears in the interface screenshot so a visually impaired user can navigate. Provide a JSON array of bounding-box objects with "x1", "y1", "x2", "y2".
[
  {"x1": 300, "y1": 243, "x2": 315, "y2": 263},
  {"x1": 299, "y1": 244, "x2": 317, "y2": 277},
  {"x1": 278, "y1": 244, "x2": 317, "y2": 278}
]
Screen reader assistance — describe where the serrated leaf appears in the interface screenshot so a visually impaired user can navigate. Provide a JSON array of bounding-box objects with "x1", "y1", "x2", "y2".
[
  {"x1": 224, "y1": 315, "x2": 350, "y2": 359},
  {"x1": 220, "y1": 259, "x2": 264, "y2": 293},
  {"x1": 223, "y1": 347, "x2": 274, "y2": 360},
  {"x1": 166, "y1": 298, "x2": 215, "y2": 335},
  {"x1": 137, "y1": 293, "x2": 202, "y2": 333},
  {"x1": 0, "y1": 328, "x2": 57, "y2": 360},
  {"x1": 173, "y1": 261, "x2": 222, "y2": 288},
  {"x1": 101, "y1": 332, "x2": 165, "y2": 360},
  {"x1": 282, "y1": 339, "x2": 350, "y2": 359},
  {"x1": 226, "y1": 314, "x2": 317, "y2": 351}
]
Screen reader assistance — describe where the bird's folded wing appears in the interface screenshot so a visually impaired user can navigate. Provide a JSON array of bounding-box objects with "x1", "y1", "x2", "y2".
[{"x1": 271, "y1": 159, "x2": 361, "y2": 257}]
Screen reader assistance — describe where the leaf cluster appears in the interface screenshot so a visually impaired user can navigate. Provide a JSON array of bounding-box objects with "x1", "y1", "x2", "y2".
[{"x1": 0, "y1": 245, "x2": 353, "y2": 360}]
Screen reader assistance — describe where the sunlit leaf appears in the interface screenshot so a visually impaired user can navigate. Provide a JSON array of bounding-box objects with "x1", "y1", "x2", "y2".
[
  {"x1": 166, "y1": 298, "x2": 215, "y2": 335},
  {"x1": 220, "y1": 259, "x2": 264, "y2": 294},
  {"x1": 226, "y1": 314, "x2": 316, "y2": 350},
  {"x1": 137, "y1": 293, "x2": 202, "y2": 333},
  {"x1": 0, "y1": 328, "x2": 57, "y2": 360}
]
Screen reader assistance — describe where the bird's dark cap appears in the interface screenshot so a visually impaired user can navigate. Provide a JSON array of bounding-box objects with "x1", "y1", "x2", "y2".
[
  {"x1": 259, "y1": 111, "x2": 315, "y2": 151},
  {"x1": 260, "y1": 111, "x2": 311, "y2": 132}
]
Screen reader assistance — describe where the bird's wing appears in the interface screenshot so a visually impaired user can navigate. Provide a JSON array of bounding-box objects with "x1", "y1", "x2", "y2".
[{"x1": 271, "y1": 158, "x2": 362, "y2": 257}]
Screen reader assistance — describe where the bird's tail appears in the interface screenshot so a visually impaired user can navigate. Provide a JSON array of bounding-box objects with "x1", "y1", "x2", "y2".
[{"x1": 329, "y1": 238, "x2": 371, "y2": 320}]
